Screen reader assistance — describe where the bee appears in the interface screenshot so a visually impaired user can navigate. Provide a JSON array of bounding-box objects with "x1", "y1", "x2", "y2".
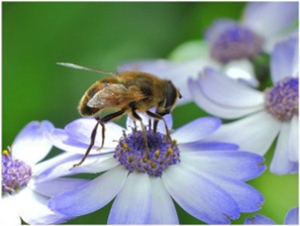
[{"x1": 58, "y1": 63, "x2": 182, "y2": 168}]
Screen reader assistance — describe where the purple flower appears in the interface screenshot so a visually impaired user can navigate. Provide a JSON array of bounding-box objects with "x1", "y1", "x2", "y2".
[
  {"x1": 1, "y1": 121, "x2": 88, "y2": 225},
  {"x1": 245, "y1": 206, "x2": 299, "y2": 224},
  {"x1": 189, "y1": 36, "x2": 298, "y2": 175},
  {"x1": 206, "y1": 2, "x2": 298, "y2": 63},
  {"x1": 41, "y1": 115, "x2": 265, "y2": 224}
]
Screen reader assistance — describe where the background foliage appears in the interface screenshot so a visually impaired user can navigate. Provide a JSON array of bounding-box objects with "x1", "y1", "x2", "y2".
[{"x1": 3, "y1": 2, "x2": 298, "y2": 224}]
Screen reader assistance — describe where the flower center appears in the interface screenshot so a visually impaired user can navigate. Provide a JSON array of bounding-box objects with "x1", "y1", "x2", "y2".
[
  {"x1": 211, "y1": 25, "x2": 263, "y2": 64},
  {"x1": 114, "y1": 129, "x2": 180, "y2": 177},
  {"x1": 2, "y1": 149, "x2": 32, "y2": 195},
  {"x1": 264, "y1": 77, "x2": 298, "y2": 121}
]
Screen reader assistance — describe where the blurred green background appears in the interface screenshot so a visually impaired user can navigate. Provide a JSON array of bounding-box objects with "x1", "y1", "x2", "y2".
[{"x1": 3, "y1": 2, "x2": 298, "y2": 224}]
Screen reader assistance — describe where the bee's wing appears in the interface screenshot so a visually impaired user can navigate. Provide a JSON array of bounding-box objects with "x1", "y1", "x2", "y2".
[{"x1": 87, "y1": 84, "x2": 146, "y2": 109}]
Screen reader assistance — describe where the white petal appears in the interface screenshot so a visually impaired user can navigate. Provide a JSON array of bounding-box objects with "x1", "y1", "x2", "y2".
[
  {"x1": 289, "y1": 116, "x2": 298, "y2": 162},
  {"x1": 199, "y1": 68, "x2": 264, "y2": 108},
  {"x1": 270, "y1": 122, "x2": 297, "y2": 174},
  {"x1": 126, "y1": 112, "x2": 172, "y2": 134},
  {"x1": 108, "y1": 173, "x2": 152, "y2": 224},
  {"x1": 33, "y1": 152, "x2": 77, "y2": 177},
  {"x1": 162, "y1": 164, "x2": 240, "y2": 224},
  {"x1": 172, "y1": 117, "x2": 221, "y2": 143},
  {"x1": 18, "y1": 188, "x2": 69, "y2": 224},
  {"x1": 64, "y1": 118, "x2": 124, "y2": 148},
  {"x1": 47, "y1": 128, "x2": 114, "y2": 155},
  {"x1": 223, "y1": 59, "x2": 259, "y2": 88},
  {"x1": 204, "y1": 111, "x2": 281, "y2": 155},
  {"x1": 271, "y1": 36, "x2": 298, "y2": 83},
  {"x1": 243, "y1": 2, "x2": 299, "y2": 39},
  {"x1": 189, "y1": 79, "x2": 263, "y2": 119},
  {"x1": 12, "y1": 121, "x2": 54, "y2": 166},
  {"x1": 180, "y1": 150, "x2": 265, "y2": 181},
  {"x1": 35, "y1": 153, "x2": 119, "y2": 183},
  {"x1": 48, "y1": 165, "x2": 128, "y2": 217},
  {"x1": 31, "y1": 178, "x2": 89, "y2": 197},
  {"x1": 0, "y1": 195, "x2": 21, "y2": 225},
  {"x1": 149, "y1": 177, "x2": 179, "y2": 224}
]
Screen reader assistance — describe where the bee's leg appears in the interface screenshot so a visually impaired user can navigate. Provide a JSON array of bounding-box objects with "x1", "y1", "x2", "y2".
[
  {"x1": 72, "y1": 117, "x2": 101, "y2": 168},
  {"x1": 146, "y1": 111, "x2": 172, "y2": 141},
  {"x1": 131, "y1": 109, "x2": 149, "y2": 151},
  {"x1": 72, "y1": 109, "x2": 126, "y2": 168},
  {"x1": 97, "y1": 109, "x2": 127, "y2": 150}
]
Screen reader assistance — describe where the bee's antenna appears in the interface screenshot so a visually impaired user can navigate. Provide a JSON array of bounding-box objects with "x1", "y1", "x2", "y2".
[{"x1": 57, "y1": 62, "x2": 116, "y2": 76}]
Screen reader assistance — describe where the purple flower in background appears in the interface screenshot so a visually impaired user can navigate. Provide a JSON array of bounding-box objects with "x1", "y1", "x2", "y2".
[
  {"x1": 245, "y1": 206, "x2": 299, "y2": 224},
  {"x1": 206, "y1": 2, "x2": 298, "y2": 63},
  {"x1": 189, "y1": 35, "x2": 298, "y2": 175},
  {"x1": 1, "y1": 121, "x2": 87, "y2": 225},
  {"x1": 41, "y1": 115, "x2": 265, "y2": 224}
]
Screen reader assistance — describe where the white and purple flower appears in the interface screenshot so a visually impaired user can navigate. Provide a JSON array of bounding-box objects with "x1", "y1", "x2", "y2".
[
  {"x1": 245, "y1": 206, "x2": 299, "y2": 224},
  {"x1": 189, "y1": 35, "x2": 298, "y2": 175},
  {"x1": 38, "y1": 115, "x2": 266, "y2": 224},
  {"x1": 1, "y1": 121, "x2": 88, "y2": 225}
]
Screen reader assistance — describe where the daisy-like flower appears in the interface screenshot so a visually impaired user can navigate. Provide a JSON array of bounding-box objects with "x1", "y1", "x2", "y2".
[
  {"x1": 1, "y1": 121, "x2": 88, "y2": 225},
  {"x1": 38, "y1": 115, "x2": 265, "y2": 224},
  {"x1": 118, "y1": 2, "x2": 298, "y2": 101},
  {"x1": 245, "y1": 206, "x2": 299, "y2": 224},
  {"x1": 189, "y1": 35, "x2": 298, "y2": 175}
]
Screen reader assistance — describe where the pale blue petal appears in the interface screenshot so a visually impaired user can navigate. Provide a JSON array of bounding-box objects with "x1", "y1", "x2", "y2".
[
  {"x1": 35, "y1": 153, "x2": 118, "y2": 183},
  {"x1": 18, "y1": 188, "x2": 70, "y2": 225},
  {"x1": 288, "y1": 116, "x2": 298, "y2": 162},
  {"x1": 31, "y1": 178, "x2": 89, "y2": 197},
  {"x1": 12, "y1": 121, "x2": 54, "y2": 166},
  {"x1": 189, "y1": 78, "x2": 262, "y2": 119},
  {"x1": 243, "y1": 2, "x2": 298, "y2": 39},
  {"x1": 284, "y1": 207, "x2": 299, "y2": 224},
  {"x1": 203, "y1": 111, "x2": 281, "y2": 156},
  {"x1": 180, "y1": 141, "x2": 239, "y2": 151},
  {"x1": 108, "y1": 172, "x2": 152, "y2": 224},
  {"x1": 196, "y1": 171, "x2": 264, "y2": 212},
  {"x1": 162, "y1": 164, "x2": 240, "y2": 224},
  {"x1": 64, "y1": 118, "x2": 124, "y2": 148},
  {"x1": 47, "y1": 128, "x2": 114, "y2": 155},
  {"x1": 271, "y1": 36, "x2": 298, "y2": 83},
  {"x1": 244, "y1": 214, "x2": 276, "y2": 224},
  {"x1": 49, "y1": 165, "x2": 128, "y2": 217},
  {"x1": 180, "y1": 150, "x2": 265, "y2": 181},
  {"x1": 198, "y1": 68, "x2": 264, "y2": 108},
  {"x1": 271, "y1": 122, "x2": 297, "y2": 175},
  {"x1": 172, "y1": 117, "x2": 221, "y2": 143},
  {"x1": 148, "y1": 177, "x2": 179, "y2": 224}
]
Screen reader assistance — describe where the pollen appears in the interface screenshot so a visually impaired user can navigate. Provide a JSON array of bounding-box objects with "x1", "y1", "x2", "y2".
[
  {"x1": 2, "y1": 148, "x2": 32, "y2": 194},
  {"x1": 154, "y1": 150, "x2": 160, "y2": 157},
  {"x1": 114, "y1": 130, "x2": 180, "y2": 177},
  {"x1": 264, "y1": 77, "x2": 298, "y2": 121}
]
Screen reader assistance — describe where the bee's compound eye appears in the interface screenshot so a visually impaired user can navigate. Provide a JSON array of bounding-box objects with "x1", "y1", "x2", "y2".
[{"x1": 164, "y1": 81, "x2": 178, "y2": 111}]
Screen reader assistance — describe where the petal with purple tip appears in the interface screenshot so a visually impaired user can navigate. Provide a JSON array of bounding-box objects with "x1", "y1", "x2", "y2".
[
  {"x1": 284, "y1": 207, "x2": 299, "y2": 224},
  {"x1": 12, "y1": 121, "x2": 54, "y2": 166},
  {"x1": 162, "y1": 164, "x2": 240, "y2": 224},
  {"x1": 180, "y1": 150, "x2": 265, "y2": 181},
  {"x1": 244, "y1": 214, "x2": 276, "y2": 224},
  {"x1": 108, "y1": 172, "x2": 152, "y2": 224},
  {"x1": 189, "y1": 78, "x2": 262, "y2": 119},
  {"x1": 172, "y1": 117, "x2": 222, "y2": 143},
  {"x1": 49, "y1": 165, "x2": 128, "y2": 217}
]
